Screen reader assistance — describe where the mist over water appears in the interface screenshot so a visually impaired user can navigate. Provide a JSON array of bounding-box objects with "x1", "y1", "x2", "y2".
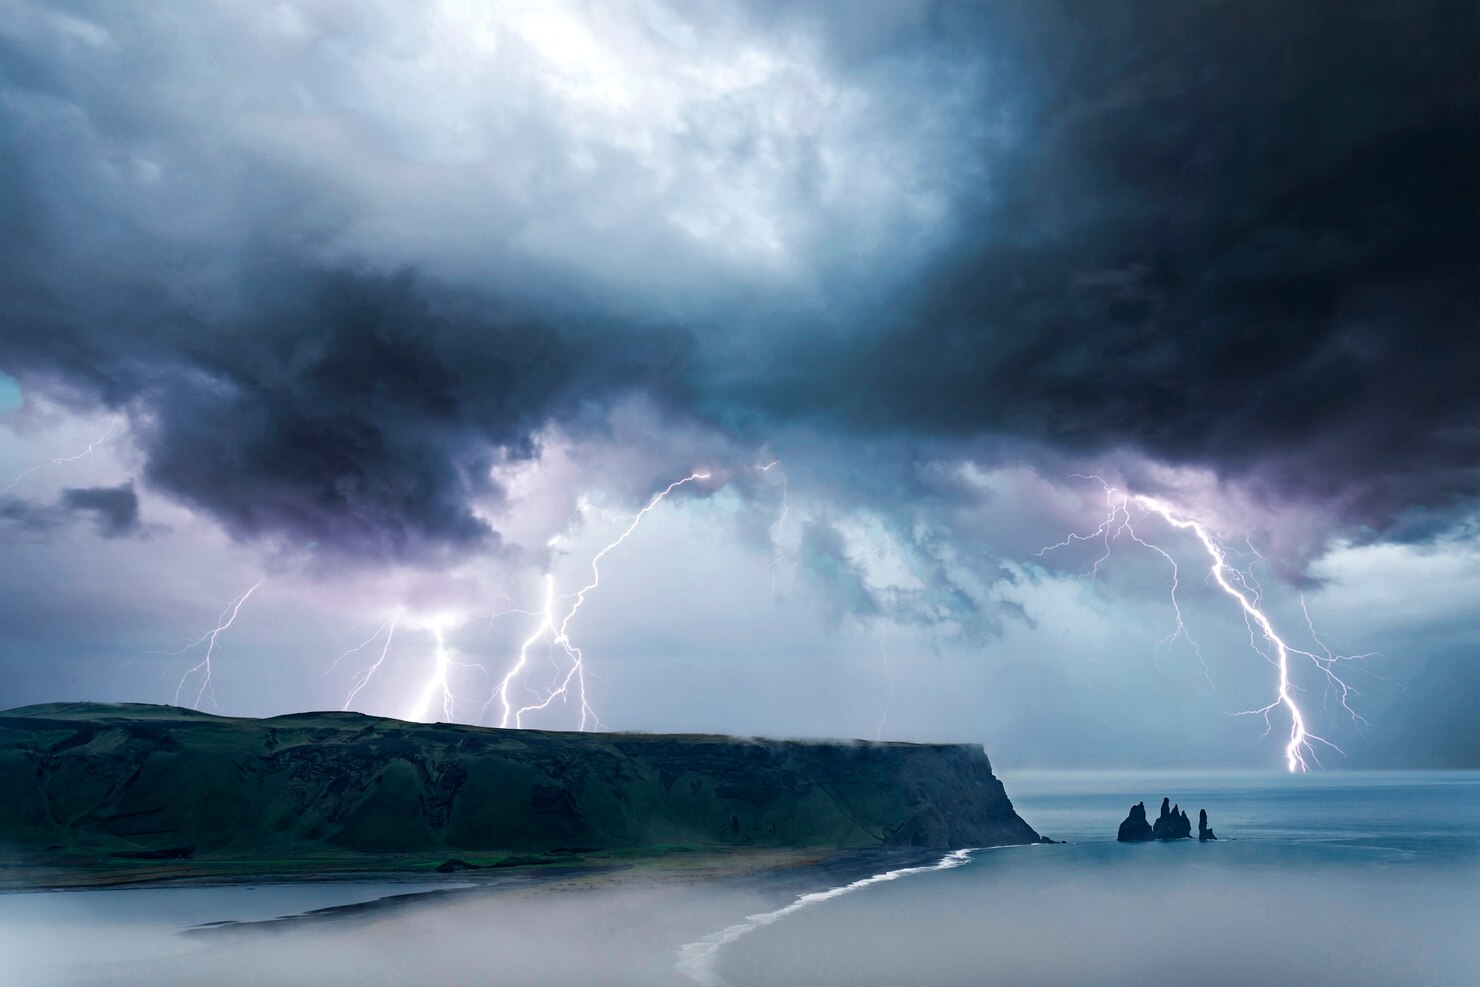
[
  {"x1": 721, "y1": 772, "x2": 1480, "y2": 986},
  {"x1": 3, "y1": 772, "x2": 1475, "y2": 986}
]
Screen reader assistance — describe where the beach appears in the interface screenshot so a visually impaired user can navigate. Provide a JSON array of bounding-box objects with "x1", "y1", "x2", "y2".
[
  {"x1": 4, "y1": 771, "x2": 1477, "y2": 986},
  {"x1": 0, "y1": 847, "x2": 924, "y2": 986}
]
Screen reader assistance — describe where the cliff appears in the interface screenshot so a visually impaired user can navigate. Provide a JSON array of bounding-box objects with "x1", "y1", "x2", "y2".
[{"x1": 0, "y1": 703, "x2": 1040, "y2": 877}]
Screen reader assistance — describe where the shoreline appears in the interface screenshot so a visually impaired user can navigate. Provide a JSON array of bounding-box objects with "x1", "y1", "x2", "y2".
[
  {"x1": 5, "y1": 775, "x2": 1473, "y2": 986},
  {"x1": 676, "y1": 846, "x2": 977, "y2": 986},
  {"x1": 0, "y1": 842, "x2": 1001, "y2": 986}
]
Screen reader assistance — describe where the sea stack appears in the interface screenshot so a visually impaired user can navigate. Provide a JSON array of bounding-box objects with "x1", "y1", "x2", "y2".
[
  {"x1": 1116, "y1": 801, "x2": 1156, "y2": 842},
  {"x1": 1151, "y1": 798, "x2": 1193, "y2": 840},
  {"x1": 1198, "y1": 809, "x2": 1217, "y2": 842},
  {"x1": 1119, "y1": 796, "x2": 1203, "y2": 841}
]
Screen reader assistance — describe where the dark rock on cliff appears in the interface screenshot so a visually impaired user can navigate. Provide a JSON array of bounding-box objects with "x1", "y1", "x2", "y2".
[
  {"x1": 0, "y1": 703, "x2": 1041, "y2": 867},
  {"x1": 1198, "y1": 809, "x2": 1217, "y2": 842},
  {"x1": 1117, "y1": 801, "x2": 1155, "y2": 842}
]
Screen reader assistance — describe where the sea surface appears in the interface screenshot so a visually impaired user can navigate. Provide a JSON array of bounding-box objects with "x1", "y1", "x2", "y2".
[
  {"x1": 704, "y1": 770, "x2": 1480, "y2": 986},
  {"x1": 2, "y1": 771, "x2": 1476, "y2": 986}
]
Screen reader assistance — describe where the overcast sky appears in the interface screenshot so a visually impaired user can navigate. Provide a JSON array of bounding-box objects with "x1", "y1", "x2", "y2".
[{"x1": 2, "y1": 0, "x2": 1476, "y2": 769}]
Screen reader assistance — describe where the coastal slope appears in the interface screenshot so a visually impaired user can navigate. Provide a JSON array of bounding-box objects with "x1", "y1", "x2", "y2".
[{"x1": 0, "y1": 703, "x2": 1039, "y2": 878}]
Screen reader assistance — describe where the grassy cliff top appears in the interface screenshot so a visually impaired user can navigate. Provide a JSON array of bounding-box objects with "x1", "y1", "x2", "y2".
[
  {"x1": 2, "y1": 701, "x2": 972, "y2": 749},
  {"x1": 0, "y1": 702, "x2": 1039, "y2": 888}
]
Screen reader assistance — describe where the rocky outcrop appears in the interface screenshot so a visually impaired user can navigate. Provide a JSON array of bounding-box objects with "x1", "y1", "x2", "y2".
[
  {"x1": 1151, "y1": 797, "x2": 1193, "y2": 840},
  {"x1": 1116, "y1": 801, "x2": 1155, "y2": 842},
  {"x1": 0, "y1": 703, "x2": 1042, "y2": 867},
  {"x1": 1117, "y1": 796, "x2": 1214, "y2": 842}
]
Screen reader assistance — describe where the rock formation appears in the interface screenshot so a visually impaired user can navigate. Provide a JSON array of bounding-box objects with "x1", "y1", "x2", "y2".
[
  {"x1": 1118, "y1": 796, "x2": 1214, "y2": 842},
  {"x1": 1116, "y1": 801, "x2": 1155, "y2": 842},
  {"x1": 1151, "y1": 797, "x2": 1193, "y2": 840}
]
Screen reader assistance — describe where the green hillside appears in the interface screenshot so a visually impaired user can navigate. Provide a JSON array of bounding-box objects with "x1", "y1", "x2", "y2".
[{"x1": 0, "y1": 703, "x2": 1040, "y2": 884}]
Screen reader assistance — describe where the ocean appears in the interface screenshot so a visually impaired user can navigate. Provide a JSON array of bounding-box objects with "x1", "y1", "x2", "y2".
[
  {"x1": 701, "y1": 770, "x2": 1480, "y2": 986},
  {"x1": 3, "y1": 771, "x2": 1476, "y2": 986}
]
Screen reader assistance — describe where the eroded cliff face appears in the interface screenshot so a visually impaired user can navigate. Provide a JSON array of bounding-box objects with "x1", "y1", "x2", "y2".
[{"x1": 0, "y1": 704, "x2": 1040, "y2": 863}]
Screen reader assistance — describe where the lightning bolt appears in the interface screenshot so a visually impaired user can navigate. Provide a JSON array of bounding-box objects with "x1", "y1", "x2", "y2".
[
  {"x1": 329, "y1": 614, "x2": 400, "y2": 711},
  {"x1": 874, "y1": 622, "x2": 895, "y2": 741},
  {"x1": 757, "y1": 459, "x2": 789, "y2": 600},
  {"x1": 330, "y1": 613, "x2": 485, "y2": 722},
  {"x1": 486, "y1": 596, "x2": 541, "y2": 632},
  {"x1": 1036, "y1": 474, "x2": 1211, "y2": 683},
  {"x1": 402, "y1": 617, "x2": 493, "y2": 724},
  {"x1": 1041, "y1": 478, "x2": 1369, "y2": 772},
  {"x1": 3, "y1": 415, "x2": 121, "y2": 493},
  {"x1": 168, "y1": 580, "x2": 264, "y2": 711},
  {"x1": 408, "y1": 624, "x2": 454, "y2": 723},
  {"x1": 488, "y1": 471, "x2": 710, "y2": 730}
]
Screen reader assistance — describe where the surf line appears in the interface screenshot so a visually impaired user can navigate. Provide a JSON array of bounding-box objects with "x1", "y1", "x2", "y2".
[{"x1": 675, "y1": 847, "x2": 979, "y2": 986}]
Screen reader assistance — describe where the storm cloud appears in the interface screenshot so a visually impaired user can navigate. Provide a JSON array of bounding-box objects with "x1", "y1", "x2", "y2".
[
  {"x1": 59, "y1": 482, "x2": 140, "y2": 537},
  {"x1": 0, "y1": 482, "x2": 138, "y2": 539},
  {"x1": 749, "y1": 1, "x2": 1480, "y2": 539},
  {"x1": 0, "y1": 1, "x2": 1477, "y2": 767},
  {"x1": 2, "y1": 1, "x2": 1474, "y2": 562}
]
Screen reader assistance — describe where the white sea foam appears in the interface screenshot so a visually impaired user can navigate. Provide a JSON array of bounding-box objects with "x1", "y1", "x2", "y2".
[{"x1": 674, "y1": 848, "x2": 979, "y2": 986}]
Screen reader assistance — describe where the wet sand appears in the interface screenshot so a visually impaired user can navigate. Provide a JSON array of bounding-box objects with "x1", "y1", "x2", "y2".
[{"x1": 1, "y1": 847, "x2": 942, "y2": 986}]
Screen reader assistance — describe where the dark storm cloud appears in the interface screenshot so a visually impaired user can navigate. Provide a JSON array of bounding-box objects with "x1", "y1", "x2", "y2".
[
  {"x1": 0, "y1": 103, "x2": 690, "y2": 561},
  {"x1": 1, "y1": 0, "x2": 1475, "y2": 565},
  {"x1": 0, "y1": 483, "x2": 138, "y2": 539},
  {"x1": 59, "y1": 483, "x2": 139, "y2": 537},
  {"x1": 0, "y1": 497, "x2": 61, "y2": 537},
  {"x1": 761, "y1": 0, "x2": 1479, "y2": 536},
  {"x1": 1, "y1": 244, "x2": 691, "y2": 559},
  {"x1": 124, "y1": 267, "x2": 689, "y2": 560}
]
